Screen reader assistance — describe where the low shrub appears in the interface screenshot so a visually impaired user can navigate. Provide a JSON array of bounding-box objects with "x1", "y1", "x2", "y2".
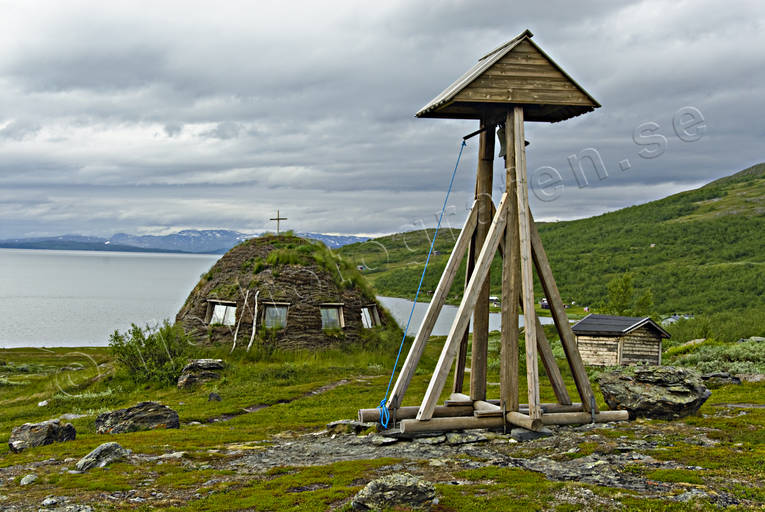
[{"x1": 109, "y1": 321, "x2": 200, "y2": 385}]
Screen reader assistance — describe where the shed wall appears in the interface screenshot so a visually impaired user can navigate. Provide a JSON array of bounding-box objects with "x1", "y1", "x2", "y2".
[
  {"x1": 576, "y1": 335, "x2": 619, "y2": 366},
  {"x1": 619, "y1": 326, "x2": 662, "y2": 365}
]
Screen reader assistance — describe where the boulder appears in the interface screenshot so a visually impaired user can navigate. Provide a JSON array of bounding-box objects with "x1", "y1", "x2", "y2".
[
  {"x1": 326, "y1": 419, "x2": 375, "y2": 435},
  {"x1": 177, "y1": 359, "x2": 225, "y2": 389},
  {"x1": 95, "y1": 402, "x2": 179, "y2": 434},
  {"x1": 75, "y1": 442, "x2": 129, "y2": 471},
  {"x1": 182, "y1": 359, "x2": 225, "y2": 373},
  {"x1": 351, "y1": 473, "x2": 436, "y2": 510},
  {"x1": 8, "y1": 419, "x2": 76, "y2": 453},
  {"x1": 701, "y1": 371, "x2": 741, "y2": 388},
  {"x1": 19, "y1": 474, "x2": 38, "y2": 486},
  {"x1": 736, "y1": 336, "x2": 765, "y2": 343},
  {"x1": 598, "y1": 366, "x2": 711, "y2": 420}
]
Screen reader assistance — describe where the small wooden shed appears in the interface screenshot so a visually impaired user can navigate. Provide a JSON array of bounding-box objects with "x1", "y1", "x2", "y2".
[{"x1": 572, "y1": 314, "x2": 670, "y2": 366}]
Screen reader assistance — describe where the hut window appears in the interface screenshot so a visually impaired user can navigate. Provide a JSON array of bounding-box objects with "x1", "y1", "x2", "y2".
[
  {"x1": 320, "y1": 304, "x2": 344, "y2": 329},
  {"x1": 263, "y1": 304, "x2": 288, "y2": 329},
  {"x1": 207, "y1": 301, "x2": 236, "y2": 326},
  {"x1": 361, "y1": 305, "x2": 380, "y2": 328}
]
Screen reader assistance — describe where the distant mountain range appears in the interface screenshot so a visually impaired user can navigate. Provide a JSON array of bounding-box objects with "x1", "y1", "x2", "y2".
[{"x1": 0, "y1": 230, "x2": 368, "y2": 254}]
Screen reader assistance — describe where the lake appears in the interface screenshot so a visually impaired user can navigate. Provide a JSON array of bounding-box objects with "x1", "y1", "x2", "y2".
[{"x1": 0, "y1": 249, "x2": 552, "y2": 348}]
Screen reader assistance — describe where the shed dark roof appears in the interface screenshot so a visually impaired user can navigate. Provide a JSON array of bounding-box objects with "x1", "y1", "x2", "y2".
[
  {"x1": 572, "y1": 314, "x2": 670, "y2": 338},
  {"x1": 415, "y1": 29, "x2": 600, "y2": 123}
]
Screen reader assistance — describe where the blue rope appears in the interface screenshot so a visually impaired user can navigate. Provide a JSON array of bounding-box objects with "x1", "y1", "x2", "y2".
[{"x1": 377, "y1": 140, "x2": 467, "y2": 428}]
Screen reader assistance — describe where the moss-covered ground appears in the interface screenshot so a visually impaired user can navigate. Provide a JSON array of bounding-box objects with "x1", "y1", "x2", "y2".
[{"x1": 0, "y1": 334, "x2": 763, "y2": 511}]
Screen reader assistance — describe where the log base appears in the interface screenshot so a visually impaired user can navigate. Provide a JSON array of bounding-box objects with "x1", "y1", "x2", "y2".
[{"x1": 398, "y1": 410, "x2": 628, "y2": 434}]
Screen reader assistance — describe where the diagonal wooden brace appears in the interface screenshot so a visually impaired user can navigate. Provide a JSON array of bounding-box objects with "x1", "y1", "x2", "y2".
[
  {"x1": 416, "y1": 193, "x2": 509, "y2": 421},
  {"x1": 386, "y1": 201, "x2": 478, "y2": 411}
]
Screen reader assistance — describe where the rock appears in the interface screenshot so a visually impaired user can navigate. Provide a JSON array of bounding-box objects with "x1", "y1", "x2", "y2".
[
  {"x1": 208, "y1": 392, "x2": 222, "y2": 402},
  {"x1": 19, "y1": 474, "x2": 37, "y2": 486},
  {"x1": 736, "y1": 373, "x2": 765, "y2": 383},
  {"x1": 326, "y1": 419, "x2": 374, "y2": 435},
  {"x1": 351, "y1": 473, "x2": 436, "y2": 510},
  {"x1": 446, "y1": 431, "x2": 487, "y2": 445},
  {"x1": 8, "y1": 419, "x2": 76, "y2": 453},
  {"x1": 41, "y1": 496, "x2": 59, "y2": 507},
  {"x1": 182, "y1": 359, "x2": 226, "y2": 372},
  {"x1": 511, "y1": 427, "x2": 553, "y2": 442},
  {"x1": 75, "y1": 442, "x2": 129, "y2": 471},
  {"x1": 177, "y1": 359, "x2": 225, "y2": 389},
  {"x1": 95, "y1": 402, "x2": 179, "y2": 434},
  {"x1": 369, "y1": 435, "x2": 398, "y2": 446},
  {"x1": 736, "y1": 336, "x2": 765, "y2": 343},
  {"x1": 598, "y1": 366, "x2": 711, "y2": 420},
  {"x1": 701, "y1": 371, "x2": 741, "y2": 388},
  {"x1": 680, "y1": 338, "x2": 706, "y2": 347},
  {"x1": 177, "y1": 371, "x2": 221, "y2": 389},
  {"x1": 414, "y1": 435, "x2": 446, "y2": 445},
  {"x1": 38, "y1": 400, "x2": 49, "y2": 407}
]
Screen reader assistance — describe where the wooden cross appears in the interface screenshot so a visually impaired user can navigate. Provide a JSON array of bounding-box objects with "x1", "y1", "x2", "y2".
[{"x1": 270, "y1": 210, "x2": 287, "y2": 234}]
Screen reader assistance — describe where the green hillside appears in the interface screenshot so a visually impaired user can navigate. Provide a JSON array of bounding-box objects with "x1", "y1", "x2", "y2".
[{"x1": 340, "y1": 163, "x2": 765, "y2": 315}]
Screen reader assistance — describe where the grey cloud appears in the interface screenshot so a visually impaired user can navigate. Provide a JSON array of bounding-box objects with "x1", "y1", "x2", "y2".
[
  {"x1": 0, "y1": 0, "x2": 762, "y2": 239},
  {"x1": 0, "y1": 120, "x2": 41, "y2": 140}
]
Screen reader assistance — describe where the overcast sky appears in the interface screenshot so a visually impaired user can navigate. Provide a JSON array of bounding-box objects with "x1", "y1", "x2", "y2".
[{"x1": 0, "y1": 0, "x2": 763, "y2": 238}]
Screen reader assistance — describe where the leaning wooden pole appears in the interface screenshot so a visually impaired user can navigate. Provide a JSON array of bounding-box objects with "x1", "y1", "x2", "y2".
[
  {"x1": 528, "y1": 211, "x2": 597, "y2": 412},
  {"x1": 386, "y1": 203, "x2": 478, "y2": 411},
  {"x1": 416, "y1": 194, "x2": 509, "y2": 421},
  {"x1": 512, "y1": 106, "x2": 542, "y2": 421},
  {"x1": 470, "y1": 120, "x2": 495, "y2": 402}
]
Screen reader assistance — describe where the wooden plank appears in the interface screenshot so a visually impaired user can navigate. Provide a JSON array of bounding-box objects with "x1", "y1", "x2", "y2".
[
  {"x1": 473, "y1": 400, "x2": 502, "y2": 417},
  {"x1": 470, "y1": 76, "x2": 581, "y2": 91},
  {"x1": 471, "y1": 122, "x2": 495, "y2": 402},
  {"x1": 528, "y1": 210, "x2": 597, "y2": 412},
  {"x1": 416, "y1": 194, "x2": 509, "y2": 421},
  {"x1": 386, "y1": 203, "x2": 479, "y2": 410},
  {"x1": 455, "y1": 88, "x2": 593, "y2": 105},
  {"x1": 445, "y1": 392, "x2": 472, "y2": 406},
  {"x1": 513, "y1": 106, "x2": 542, "y2": 421},
  {"x1": 501, "y1": 109, "x2": 520, "y2": 413}
]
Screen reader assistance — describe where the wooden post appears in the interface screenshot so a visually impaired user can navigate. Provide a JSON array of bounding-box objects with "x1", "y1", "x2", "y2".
[
  {"x1": 386, "y1": 203, "x2": 478, "y2": 410},
  {"x1": 416, "y1": 194, "x2": 509, "y2": 421},
  {"x1": 471, "y1": 121, "x2": 495, "y2": 401},
  {"x1": 528, "y1": 211, "x2": 597, "y2": 412},
  {"x1": 501, "y1": 110, "x2": 521, "y2": 413},
  {"x1": 452, "y1": 230, "x2": 475, "y2": 394},
  {"x1": 512, "y1": 106, "x2": 541, "y2": 421}
]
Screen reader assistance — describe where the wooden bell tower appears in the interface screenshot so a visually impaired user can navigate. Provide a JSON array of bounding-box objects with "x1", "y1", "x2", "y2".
[{"x1": 359, "y1": 30, "x2": 628, "y2": 432}]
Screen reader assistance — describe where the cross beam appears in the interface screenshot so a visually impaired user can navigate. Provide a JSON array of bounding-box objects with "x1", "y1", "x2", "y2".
[{"x1": 270, "y1": 210, "x2": 288, "y2": 234}]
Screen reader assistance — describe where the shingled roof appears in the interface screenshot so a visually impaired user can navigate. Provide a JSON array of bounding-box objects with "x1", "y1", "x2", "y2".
[
  {"x1": 416, "y1": 29, "x2": 600, "y2": 122},
  {"x1": 572, "y1": 314, "x2": 670, "y2": 338}
]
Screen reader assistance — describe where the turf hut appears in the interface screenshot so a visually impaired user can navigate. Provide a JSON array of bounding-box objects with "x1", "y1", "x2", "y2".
[
  {"x1": 572, "y1": 314, "x2": 670, "y2": 366},
  {"x1": 176, "y1": 235, "x2": 391, "y2": 349}
]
